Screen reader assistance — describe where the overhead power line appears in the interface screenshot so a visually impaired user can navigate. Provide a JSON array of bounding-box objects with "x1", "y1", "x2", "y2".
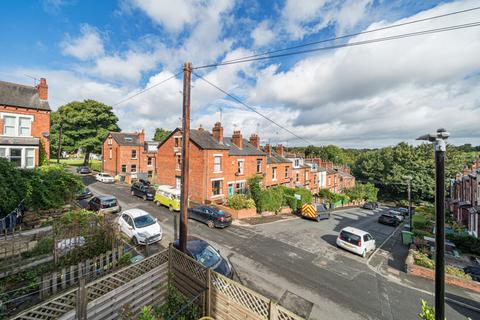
[
  {"x1": 192, "y1": 71, "x2": 313, "y2": 145},
  {"x1": 200, "y1": 5, "x2": 480, "y2": 67},
  {"x1": 194, "y1": 21, "x2": 480, "y2": 69},
  {"x1": 111, "y1": 71, "x2": 182, "y2": 107}
]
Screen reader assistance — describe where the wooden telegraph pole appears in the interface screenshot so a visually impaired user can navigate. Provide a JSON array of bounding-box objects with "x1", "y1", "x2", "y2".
[
  {"x1": 179, "y1": 62, "x2": 192, "y2": 253},
  {"x1": 57, "y1": 121, "x2": 63, "y2": 163}
]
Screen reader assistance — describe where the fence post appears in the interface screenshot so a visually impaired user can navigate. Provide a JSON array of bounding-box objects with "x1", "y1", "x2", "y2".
[
  {"x1": 205, "y1": 268, "x2": 211, "y2": 317},
  {"x1": 76, "y1": 277, "x2": 87, "y2": 320},
  {"x1": 269, "y1": 300, "x2": 278, "y2": 320},
  {"x1": 168, "y1": 244, "x2": 172, "y2": 279}
]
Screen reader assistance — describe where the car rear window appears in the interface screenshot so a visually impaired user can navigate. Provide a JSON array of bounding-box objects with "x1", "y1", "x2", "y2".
[
  {"x1": 102, "y1": 199, "x2": 118, "y2": 208},
  {"x1": 339, "y1": 230, "x2": 361, "y2": 246}
]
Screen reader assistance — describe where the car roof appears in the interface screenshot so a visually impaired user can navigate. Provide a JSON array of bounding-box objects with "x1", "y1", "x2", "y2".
[
  {"x1": 173, "y1": 236, "x2": 210, "y2": 251},
  {"x1": 340, "y1": 226, "x2": 370, "y2": 236},
  {"x1": 122, "y1": 208, "x2": 152, "y2": 218},
  {"x1": 98, "y1": 195, "x2": 116, "y2": 201},
  {"x1": 157, "y1": 185, "x2": 180, "y2": 195}
]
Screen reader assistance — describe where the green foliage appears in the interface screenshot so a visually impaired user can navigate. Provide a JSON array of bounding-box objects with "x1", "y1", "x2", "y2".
[
  {"x1": 418, "y1": 300, "x2": 436, "y2": 320},
  {"x1": 412, "y1": 229, "x2": 433, "y2": 239},
  {"x1": 413, "y1": 251, "x2": 471, "y2": 280},
  {"x1": 226, "y1": 194, "x2": 256, "y2": 210},
  {"x1": 21, "y1": 237, "x2": 54, "y2": 259},
  {"x1": 155, "y1": 282, "x2": 200, "y2": 320},
  {"x1": 344, "y1": 183, "x2": 379, "y2": 202},
  {"x1": 153, "y1": 128, "x2": 171, "y2": 142},
  {"x1": 247, "y1": 175, "x2": 263, "y2": 211},
  {"x1": 352, "y1": 142, "x2": 470, "y2": 201},
  {"x1": 25, "y1": 164, "x2": 83, "y2": 211},
  {"x1": 412, "y1": 215, "x2": 428, "y2": 230},
  {"x1": 0, "y1": 158, "x2": 28, "y2": 216},
  {"x1": 119, "y1": 252, "x2": 133, "y2": 266},
  {"x1": 138, "y1": 306, "x2": 156, "y2": 320},
  {"x1": 38, "y1": 138, "x2": 48, "y2": 166},
  {"x1": 446, "y1": 234, "x2": 480, "y2": 256},
  {"x1": 50, "y1": 99, "x2": 120, "y2": 163},
  {"x1": 258, "y1": 188, "x2": 284, "y2": 213},
  {"x1": 303, "y1": 145, "x2": 354, "y2": 164}
]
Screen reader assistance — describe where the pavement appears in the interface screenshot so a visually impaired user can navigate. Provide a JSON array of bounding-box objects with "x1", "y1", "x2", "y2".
[{"x1": 80, "y1": 173, "x2": 480, "y2": 320}]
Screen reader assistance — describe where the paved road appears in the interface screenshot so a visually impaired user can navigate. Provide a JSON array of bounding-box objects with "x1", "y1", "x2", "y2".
[{"x1": 82, "y1": 175, "x2": 480, "y2": 320}]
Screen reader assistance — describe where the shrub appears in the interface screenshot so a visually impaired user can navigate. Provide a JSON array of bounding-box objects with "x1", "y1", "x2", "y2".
[
  {"x1": 413, "y1": 251, "x2": 472, "y2": 280},
  {"x1": 0, "y1": 158, "x2": 28, "y2": 217},
  {"x1": 413, "y1": 229, "x2": 433, "y2": 239},
  {"x1": 155, "y1": 282, "x2": 200, "y2": 320},
  {"x1": 247, "y1": 175, "x2": 263, "y2": 212},
  {"x1": 280, "y1": 186, "x2": 312, "y2": 209},
  {"x1": 21, "y1": 237, "x2": 54, "y2": 259},
  {"x1": 226, "y1": 194, "x2": 256, "y2": 210},
  {"x1": 412, "y1": 215, "x2": 428, "y2": 230},
  {"x1": 446, "y1": 234, "x2": 480, "y2": 256},
  {"x1": 418, "y1": 300, "x2": 435, "y2": 320},
  {"x1": 259, "y1": 188, "x2": 284, "y2": 213}
]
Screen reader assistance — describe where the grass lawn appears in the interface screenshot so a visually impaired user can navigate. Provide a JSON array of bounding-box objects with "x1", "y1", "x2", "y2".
[{"x1": 49, "y1": 159, "x2": 102, "y2": 171}]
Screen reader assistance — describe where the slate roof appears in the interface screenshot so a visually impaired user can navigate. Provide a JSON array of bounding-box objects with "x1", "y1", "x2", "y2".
[
  {"x1": 223, "y1": 137, "x2": 266, "y2": 156},
  {"x1": 338, "y1": 171, "x2": 355, "y2": 179},
  {"x1": 0, "y1": 81, "x2": 50, "y2": 111},
  {"x1": 190, "y1": 129, "x2": 229, "y2": 150},
  {"x1": 0, "y1": 136, "x2": 39, "y2": 146},
  {"x1": 266, "y1": 150, "x2": 291, "y2": 164},
  {"x1": 110, "y1": 132, "x2": 143, "y2": 146}
]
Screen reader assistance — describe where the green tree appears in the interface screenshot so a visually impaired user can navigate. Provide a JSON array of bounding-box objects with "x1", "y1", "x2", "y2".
[
  {"x1": 247, "y1": 175, "x2": 263, "y2": 212},
  {"x1": 153, "y1": 128, "x2": 171, "y2": 142},
  {"x1": 50, "y1": 100, "x2": 120, "y2": 164},
  {"x1": 0, "y1": 159, "x2": 28, "y2": 216}
]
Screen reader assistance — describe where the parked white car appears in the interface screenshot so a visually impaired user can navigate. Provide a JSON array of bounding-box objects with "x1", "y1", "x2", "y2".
[
  {"x1": 117, "y1": 209, "x2": 162, "y2": 245},
  {"x1": 336, "y1": 227, "x2": 376, "y2": 258},
  {"x1": 95, "y1": 172, "x2": 115, "y2": 183}
]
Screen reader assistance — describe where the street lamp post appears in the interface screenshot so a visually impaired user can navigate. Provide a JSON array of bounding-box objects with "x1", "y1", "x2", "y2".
[{"x1": 417, "y1": 128, "x2": 450, "y2": 320}]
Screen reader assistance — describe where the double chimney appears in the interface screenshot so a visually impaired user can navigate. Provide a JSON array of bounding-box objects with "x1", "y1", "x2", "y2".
[
  {"x1": 212, "y1": 122, "x2": 224, "y2": 143},
  {"x1": 232, "y1": 130, "x2": 243, "y2": 149},
  {"x1": 36, "y1": 78, "x2": 48, "y2": 100}
]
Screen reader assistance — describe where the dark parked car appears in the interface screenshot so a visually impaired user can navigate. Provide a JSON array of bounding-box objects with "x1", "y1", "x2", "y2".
[
  {"x1": 378, "y1": 213, "x2": 399, "y2": 226},
  {"x1": 76, "y1": 187, "x2": 93, "y2": 199},
  {"x1": 362, "y1": 202, "x2": 377, "y2": 210},
  {"x1": 188, "y1": 205, "x2": 232, "y2": 228},
  {"x1": 88, "y1": 195, "x2": 121, "y2": 214},
  {"x1": 131, "y1": 181, "x2": 155, "y2": 201},
  {"x1": 464, "y1": 266, "x2": 480, "y2": 282},
  {"x1": 76, "y1": 166, "x2": 91, "y2": 174},
  {"x1": 173, "y1": 236, "x2": 233, "y2": 278},
  {"x1": 397, "y1": 207, "x2": 409, "y2": 216}
]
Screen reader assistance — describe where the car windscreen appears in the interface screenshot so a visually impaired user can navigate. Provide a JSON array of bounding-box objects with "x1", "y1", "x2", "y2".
[
  {"x1": 101, "y1": 198, "x2": 118, "y2": 208},
  {"x1": 133, "y1": 214, "x2": 156, "y2": 228},
  {"x1": 216, "y1": 210, "x2": 230, "y2": 217},
  {"x1": 192, "y1": 245, "x2": 221, "y2": 268},
  {"x1": 340, "y1": 231, "x2": 361, "y2": 246}
]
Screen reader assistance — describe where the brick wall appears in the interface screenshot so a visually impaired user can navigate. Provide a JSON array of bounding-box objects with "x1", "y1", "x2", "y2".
[
  {"x1": 0, "y1": 105, "x2": 51, "y2": 161},
  {"x1": 264, "y1": 162, "x2": 291, "y2": 187}
]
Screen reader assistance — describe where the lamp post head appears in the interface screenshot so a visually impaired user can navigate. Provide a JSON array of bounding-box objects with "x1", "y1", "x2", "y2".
[{"x1": 416, "y1": 128, "x2": 449, "y2": 152}]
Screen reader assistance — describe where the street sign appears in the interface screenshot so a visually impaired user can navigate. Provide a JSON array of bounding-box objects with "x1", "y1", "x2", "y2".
[{"x1": 294, "y1": 194, "x2": 301, "y2": 200}]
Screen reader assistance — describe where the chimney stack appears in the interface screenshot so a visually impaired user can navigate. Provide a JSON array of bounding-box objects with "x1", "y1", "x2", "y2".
[
  {"x1": 275, "y1": 144, "x2": 284, "y2": 157},
  {"x1": 212, "y1": 122, "x2": 224, "y2": 143},
  {"x1": 36, "y1": 78, "x2": 48, "y2": 100},
  {"x1": 232, "y1": 130, "x2": 243, "y2": 149},
  {"x1": 264, "y1": 144, "x2": 272, "y2": 156},
  {"x1": 138, "y1": 129, "x2": 145, "y2": 143},
  {"x1": 249, "y1": 133, "x2": 260, "y2": 149}
]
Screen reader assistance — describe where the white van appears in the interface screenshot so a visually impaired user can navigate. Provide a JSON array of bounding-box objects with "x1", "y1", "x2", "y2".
[{"x1": 336, "y1": 227, "x2": 376, "y2": 258}]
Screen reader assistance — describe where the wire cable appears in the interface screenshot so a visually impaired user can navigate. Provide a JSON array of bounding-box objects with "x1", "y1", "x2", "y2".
[
  {"x1": 111, "y1": 71, "x2": 183, "y2": 107},
  {"x1": 198, "y1": 5, "x2": 480, "y2": 67},
  {"x1": 192, "y1": 71, "x2": 313, "y2": 145},
  {"x1": 194, "y1": 21, "x2": 480, "y2": 69}
]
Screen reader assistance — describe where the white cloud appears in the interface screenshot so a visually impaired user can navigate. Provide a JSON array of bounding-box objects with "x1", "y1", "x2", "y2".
[
  {"x1": 60, "y1": 25, "x2": 105, "y2": 61},
  {"x1": 252, "y1": 21, "x2": 276, "y2": 47},
  {"x1": 130, "y1": 0, "x2": 196, "y2": 32}
]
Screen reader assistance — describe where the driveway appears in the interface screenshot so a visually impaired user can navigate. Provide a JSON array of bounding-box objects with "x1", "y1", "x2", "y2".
[{"x1": 80, "y1": 174, "x2": 480, "y2": 320}]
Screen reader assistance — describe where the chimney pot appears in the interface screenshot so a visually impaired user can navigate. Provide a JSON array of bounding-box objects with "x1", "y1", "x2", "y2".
[
  {"x1": 275, "y1": 144, "x2": 284, "y2": 157},
  {"x1": 232, "y1": 130, "x2": 243, "y2": 149},
  {"x1": 212, "y1": 122, "x2": 224, "y2": 143},
  {"x1": 249, "y1": 133, "x2": 260, "y2": 149},
  {"x1": 264, "y1": 144, "x2": 272, "y2": 156}
]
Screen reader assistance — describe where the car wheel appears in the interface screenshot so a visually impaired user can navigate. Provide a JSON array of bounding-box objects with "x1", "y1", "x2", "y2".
[
  {"x1": 169, "y1": 205, "x2": 173, "y2": 212},
  {"x1": 132, "y1": 236, "x2": 139, "y2": 246},
  {"x1": 207, "y1": 220, "x2": 215, "y2": 228},
  {"x1": 131, "y1": 190, "x2": 135, "y2": 196},
  {"x1": 143, "y1": 195, "x2": 147, "y2": 201},
  {"x1": 362, "y1": 249, "x2": 367, "y2": 258}
]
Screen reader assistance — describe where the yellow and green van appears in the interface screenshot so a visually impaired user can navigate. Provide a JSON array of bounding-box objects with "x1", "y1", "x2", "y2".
[{"x1": 154, "y1": 185, "x2": 181, "y2": 211}]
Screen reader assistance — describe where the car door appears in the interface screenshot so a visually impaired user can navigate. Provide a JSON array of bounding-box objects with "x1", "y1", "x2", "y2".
[
  {"x1": 365, "y1": 234, "x2": 375, "y2": 251},
  {"x1": 190, "y1": 206, "x2": 203, "y2": 221},
  {"x1": 202, "y1": 208, "x2": 213, "y2": 223},
  {"x1": 123, "y1": 215, "x2": 135, "y2": 238}
]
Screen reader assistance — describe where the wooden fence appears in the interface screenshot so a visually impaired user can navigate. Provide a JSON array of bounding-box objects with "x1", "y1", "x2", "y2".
[
  {"x1": 39, "y1": 245, "x2": 125, "y2": 299},
  {"x1": 12, "y1": 246, "x2": 303, "y2": 320}
]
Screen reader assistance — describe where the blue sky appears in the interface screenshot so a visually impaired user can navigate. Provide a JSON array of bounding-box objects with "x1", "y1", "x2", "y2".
[{"x1": 1, "y1": 0, "x2": 479, "y2": 147}]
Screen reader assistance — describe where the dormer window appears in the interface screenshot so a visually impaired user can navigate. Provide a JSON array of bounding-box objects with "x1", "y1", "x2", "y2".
[{"x1": 125, "y1": 137, "x2": 133, "y2": 142}]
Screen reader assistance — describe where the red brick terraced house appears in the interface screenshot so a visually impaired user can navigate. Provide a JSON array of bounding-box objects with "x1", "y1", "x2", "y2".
[
  {"x1": 305, "y1": 158, "x2": 355, "y2": 193},
  {"x1": 156, "y1": 123, "x2": 267, "y2": 204},
  {"x1": 285, "y1": 154, "x2": 311, "y2": 190},
  {"x1": 262, "y1": 143, "x2": 292, "y2": 188},
  {"x1": 448, "y1": 157, "x2": 480, "y2": 238},
  {"x1": 0, "y1": 79, "x2": 50, "y2": 168},
  {"x1": 102, "y1": 130, "x2": 157, "y2": 184}
]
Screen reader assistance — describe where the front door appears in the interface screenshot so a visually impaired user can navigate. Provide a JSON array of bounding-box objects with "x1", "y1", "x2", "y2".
[{"x1": 228, "y1": 183, "x2": 234, "y2": 197}]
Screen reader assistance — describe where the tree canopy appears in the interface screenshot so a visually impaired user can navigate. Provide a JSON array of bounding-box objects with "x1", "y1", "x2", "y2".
[
  {"x1": 153, "y1": 128, "x2": 171, "y2": 142},
  {"x1": 50, "y1": 100, "x2": 120, "y2": 163}
]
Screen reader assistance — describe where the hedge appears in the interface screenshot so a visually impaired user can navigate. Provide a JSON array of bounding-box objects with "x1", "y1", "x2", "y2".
[
  {"x1": 413, "y1": 251, "x2": 471, "y2": 280},
  {"x1": 226, "y1": 194, "x2": 256, "y2": 210},
  {"x1": 446, "y1": 234, "x2": 480, "y2": 256},
  {"x1": 258, "y1": 188, "x2": 284, "y2": 213}
]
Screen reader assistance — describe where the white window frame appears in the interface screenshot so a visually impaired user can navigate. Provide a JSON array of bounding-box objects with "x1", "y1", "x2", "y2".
[
  {"x1": 0, "y1": 146, "x2": 37, "y2": 168},
  {"x1": 272, "y1": 167, "x2": 277, "y2": 181},
  {"x1": 237, "y1": 159, "x2": 245, "y2": 175},
  {"x1": 256, "y1": 159, "x2": 262, "y2": 173},
  {"x1": 213, "y1": 154, "x2": 222, "y2": 173},
  {"x1": 1, "y1": 113, "x2": 34, "y2": 137},
  {"x1": 211, "y1": 178, "x2": 224, "y2": 197},
  {"x1": 235, "y1": 180, "x2": 246, "y2": 194},
  {"x1": 109, "y1": 148, "x2": 112, "y2": 160}
]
